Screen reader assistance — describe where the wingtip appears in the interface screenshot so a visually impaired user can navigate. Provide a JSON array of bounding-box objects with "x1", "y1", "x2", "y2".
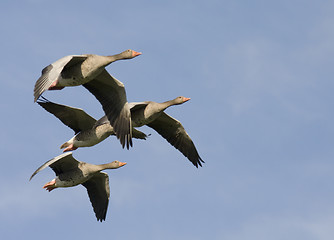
[
  {"x1": 197, "y1": 157, "x2": 205, "y2": 168},
  {"x1": 192, "y1": 157, "x2": 204, "y2": 168},
  {"x1": 29, "y1": 172, "x2": 37, "y2": 181},
  {"x1": 34, "y1": 94, "x2": 40, "y2": 103},
  {"x1": 118, "y1": 132, "x2": 133, "y2": 150}
]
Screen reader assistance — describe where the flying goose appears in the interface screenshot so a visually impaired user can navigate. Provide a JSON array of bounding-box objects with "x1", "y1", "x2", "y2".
[
  {"x1": 30, "y1": 152, "x2": 127, "y2": 222},
  {"x1": 34, "y1": 49, "x2": 142, "y2": 148},
  {"x1": 37, "y1": 97, "x2": 148, "y2": 152},
  {"x1": 130, "y1": 96, "x2": 204, "y2": 168}
]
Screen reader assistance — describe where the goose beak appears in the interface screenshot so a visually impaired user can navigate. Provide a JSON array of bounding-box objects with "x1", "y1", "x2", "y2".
[
  {"x1": 119, "y1": 162, "x2": 127, "y2": 167},
  {"x1": 132, "y1": 51, "x2": 142, "y2": 57},
  {"x1": 184, "y1": 97, "x2": 191, "y2": 102}
]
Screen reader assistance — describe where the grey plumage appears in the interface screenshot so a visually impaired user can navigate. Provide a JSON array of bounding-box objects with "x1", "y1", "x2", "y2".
[
  {"x1": 37, "y1": 98, "x2": 148, "y2": 149},
  {"x1": 30, "y1": 152, "x2": 126, "y2": 222},
  {"x1": 33, "y1": 50, "x2": 142, "y2": 148},
  {"x1": 129, "y1": 97, "x2": 204, "y2": 168}
]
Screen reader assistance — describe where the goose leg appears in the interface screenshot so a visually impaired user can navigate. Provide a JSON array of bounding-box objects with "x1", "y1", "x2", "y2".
[
  {"x1": 48, "y1": 80, "x2": 64, "y2": 90},
  {"x1": 63, "y1": 144, "x2": 78, "y2": 152},
  {"x1": 43, "y1": 179, "x2": 56, "y2": 192}
]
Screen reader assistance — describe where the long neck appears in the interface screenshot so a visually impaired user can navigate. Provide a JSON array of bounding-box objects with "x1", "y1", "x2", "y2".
[
  {"x1": 158, "y1": 99, "x2": 179, "y2": 112},
  {"x1": 79, "y1": 54, "x2": 121, "y2": 78},
  {"x1": 104, "y1": 53, "x2": 127, "y2": 65},
  {"x1": 96, "y1": 162, "x2": 118, "y2": 171}
]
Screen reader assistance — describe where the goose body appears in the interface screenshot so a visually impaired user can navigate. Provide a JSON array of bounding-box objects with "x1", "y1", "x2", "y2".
[
  {"x1": 130, "y1": 96, "x2": 204, "y2": 168},
  {"x1": 30, "y1": 152, "x2": 126, "y2": 222},
  {"x1": 34, "y1": 49, "x2": 142, "y2": 148},
  {"x1": 34, "y1": 49, "x2": 141, "y2": 101},
  {"x1": 61, "y1": 122, "x2": 114, "y2": 151},
  {"x1": 37, "y1": 98, "x2": 147, "y2": 152}
]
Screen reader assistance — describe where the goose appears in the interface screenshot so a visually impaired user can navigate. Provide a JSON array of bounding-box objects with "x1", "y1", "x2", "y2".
[
  {"x1": 34, "y1": 49, "x2": 142, "y2": 149},
  {"x1": 37, "y1": 97, "x2": 148, "y2": 152},
  {"x1": 30, "y1": 152, "x2": 126, "y2": 222},
  {"x1": 130, "y1": 96, "x2": 204, "y2": 168}
]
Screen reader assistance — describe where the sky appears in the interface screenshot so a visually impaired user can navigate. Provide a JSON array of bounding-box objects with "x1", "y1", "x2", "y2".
[{"x1": 1, "y1": 0, "x2": 334, "y2": 239}]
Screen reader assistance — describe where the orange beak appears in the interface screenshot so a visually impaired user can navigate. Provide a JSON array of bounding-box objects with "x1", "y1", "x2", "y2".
[
  {"x1": 183, "y1": 97, "x2": 191, "y2": 102},
  {"x1": 132, "y1": 50, "x2": 142, "y2": 57},
  {"x1": 119, "y1": 162, "x2": 127, "y2": 167}
]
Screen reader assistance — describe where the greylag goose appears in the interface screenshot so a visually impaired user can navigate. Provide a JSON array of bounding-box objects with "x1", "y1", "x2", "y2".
[
  {"x1": 37, "y1": 97, "x2": 148, "y2": 152},
  {"x1": 30, "y1": 152, "x2": 126, "y2": 222},
  {"x1": 130, "y1": 96, "x2": 204, "y2": 168},
  {"x1": 34, "y1": 49, "x2": 142, "y2": 149}
]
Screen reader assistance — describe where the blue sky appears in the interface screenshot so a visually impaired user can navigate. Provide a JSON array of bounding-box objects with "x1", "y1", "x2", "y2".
[{"x1": 1, "y1": 0, "x2": 334, "y2": 239}]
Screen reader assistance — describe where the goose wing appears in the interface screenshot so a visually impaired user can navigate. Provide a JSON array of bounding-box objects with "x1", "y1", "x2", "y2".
[
  {"x1": 147, "y1": 112, "x2": 204, "y2": 168},
  {"x1": 83, "y1": 69, "x2": 132, "y2": 149},
  {"x1": 37, "y1": 98, "x2": 97, "y2": 134},
  {"x1": 34, "y1": 55, "x2": 87, "y2": 102},
  {"x1": 30, "y1": 152, "x2": 80, "y2": 180},
  {"x1": 82, "y1": 172, "x2": 110, "y2": 222}
]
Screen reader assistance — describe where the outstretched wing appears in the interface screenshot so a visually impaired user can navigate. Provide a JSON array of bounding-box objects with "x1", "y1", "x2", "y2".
[
  {"x1": 82, "y1": 172, "x2": 110, "y2": 222},
  {"x1": 147, "y1": 112, "x2": 204, "y2": 168},
  {"x1": 30, "y1": 152, "x2": 80, "y2": 180},
  {"x1": 37, "y1": 97, "x2": 97, "y2": 134},
  {"x1": 34, "y1": 55, "x2": 87, "y2": 102},
  {"x1": 83, "y1": 69, "x2": 132, "y2": 149}
]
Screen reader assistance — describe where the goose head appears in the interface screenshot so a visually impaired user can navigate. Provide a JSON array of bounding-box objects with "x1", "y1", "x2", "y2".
[
  {"x1": 106, "y1": 160, "x2": 127, "y2": 169},
  {"x1": 120, "y1": 49, "x2": 142, "y2": 59},
  {"x1": 173, "y1": 96, "x2": 191, "y2": 105}
]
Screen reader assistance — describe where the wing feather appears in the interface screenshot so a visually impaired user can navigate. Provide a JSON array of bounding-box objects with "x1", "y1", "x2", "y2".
[
  {"x1": 83, "y1": 69, "x2": 132, "y2": 149},
  {"x1": 147, "y1": 112, "x2": 204, "y2": 168},
  {"x1": 33, "y1": 55, "x2": 87, "y2": 102},
  {"x1": 30, "y1": 152, "x2": 80, "y2": 180},
  {"x1": 82, "y1": 172, "x2": 110, "y2": 222},
  {"x1": 37, "y1": 98, "x2": 97, "y2": 134}
]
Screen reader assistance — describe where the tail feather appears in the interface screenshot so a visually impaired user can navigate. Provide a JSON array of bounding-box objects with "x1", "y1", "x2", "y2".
[{"x1": 132, "y1": 128, "x2": 150, "y2": 140}]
